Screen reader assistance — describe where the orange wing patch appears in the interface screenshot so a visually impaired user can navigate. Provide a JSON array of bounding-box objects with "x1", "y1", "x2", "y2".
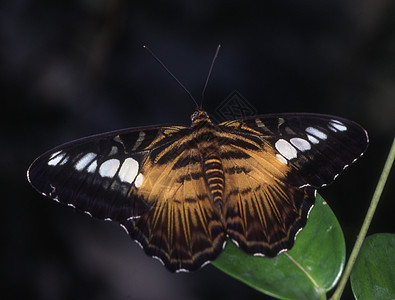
[
  {"x1": 219, "y1": 134, "x2": 315, "y2": 256},
  {"x1": 123, "y1": 136, "x2": 225, "y2": 272}
]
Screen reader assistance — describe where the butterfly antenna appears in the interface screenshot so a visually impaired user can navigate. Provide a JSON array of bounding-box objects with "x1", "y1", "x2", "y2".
[
  {"x1": 201, "y1": 44, "x2": 221, "y2": 108},
  {"x1": 143, "y1": 45, "x2": 199, "y2": 108}
]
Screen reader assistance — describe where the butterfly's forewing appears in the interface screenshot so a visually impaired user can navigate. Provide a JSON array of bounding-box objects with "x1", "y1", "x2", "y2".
[
  {"x1": 235, "y1": 113, "x2": 369, "y2": 188},
  {"x1": 28, "y1": 124, "x2": 225, "y2": 272},
  {"x1": 28, "y1": 126, "x2": 172, "y2": 221},
  {"x1": 218, "y1": 113, "x2": 368, "y2": 255}
]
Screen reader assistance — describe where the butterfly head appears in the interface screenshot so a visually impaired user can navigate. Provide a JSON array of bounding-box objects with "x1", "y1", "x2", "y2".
[{"x1": 191, "y1": 109, "x2": 210, "y2": 124}]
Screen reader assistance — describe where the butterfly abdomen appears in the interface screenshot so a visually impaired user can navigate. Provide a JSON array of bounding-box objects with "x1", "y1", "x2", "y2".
[
  {"x1": 202, "y1": 154, "x2": 224, "y2": 207},
  {"x1": 192, "y1": 116, "x2": 225, "y2": 208}
]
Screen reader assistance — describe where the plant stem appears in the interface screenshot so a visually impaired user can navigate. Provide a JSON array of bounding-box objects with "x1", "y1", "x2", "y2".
[{"x1": 330, "y1": 136, "x2": 395, "y2": 300}]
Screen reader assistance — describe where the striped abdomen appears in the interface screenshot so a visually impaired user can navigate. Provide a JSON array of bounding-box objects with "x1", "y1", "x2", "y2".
[
  {"x1": 191, "y1": 115, "x2": 225, "y2": 207},
  {"x1": 203, "y1": 153, "x2": 224, "y2": 207}
]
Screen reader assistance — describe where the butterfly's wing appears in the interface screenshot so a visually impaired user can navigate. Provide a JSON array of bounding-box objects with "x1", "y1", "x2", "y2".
[
  {"x1": 218, "y1": 113, "x2": 368, "y2": 255},
  {"x1": 28, "y1": 125, "x2": 175, "y2": 221},
  {"x1": 121, "y1": 133, "x2": 225, "y2": 272},
  {"x1": 28, "y1": 125, "x2": 225, "y2": 272}
]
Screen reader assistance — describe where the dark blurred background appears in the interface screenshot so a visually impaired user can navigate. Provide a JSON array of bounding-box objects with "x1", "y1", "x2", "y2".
[{"x1": 2, "y1": 0, "x2": 394, "y2": 299}]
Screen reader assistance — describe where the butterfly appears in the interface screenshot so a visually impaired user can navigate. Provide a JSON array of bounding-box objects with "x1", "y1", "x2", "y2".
[{"x1": 27, "y1": 108, "x2": 368, "y2": 272}]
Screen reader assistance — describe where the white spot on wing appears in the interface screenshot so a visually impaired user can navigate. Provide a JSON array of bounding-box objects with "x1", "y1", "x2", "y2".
[
  {"x1": 99, "y1": 159, "x2": 120, "y2": 178},
  {"x1": 330, "y1": 119, "x2": 344, "y2": 125},
  {"x1": 119, "y1": 224, "x2": 129, "y2": 234},
  {"x1": 306, "y1": 127, "x2": 327, "y2": 140},
  {"x1": 328, "y1": 124, "x2": 338, "y2": 132},
  {"x1": 253, "y1": 253, "x2": 265, "y2": 257},
  {"x1": 294, "y1": 227, "x2": 303, "y2": 240},
  {"x1": 200, "y1": 260, "x2": 212, "y2": 269},
  {"x1": 307, "y1": 201, "x2": 315, "y2": 218},
  {"x1": 329, "y1": 121, "x2": 347, "y2": 132},
  {"x1": 109, "y1": 146, "x2": 118, "y2": 156},
  {"x1": 134, "y1": 239, "x2": 143, "y2": 249},
  {"x1": 176, "y1": 268, "x2": 189, "y2": 273},
  {"x1": 152, "y1": 256, "x2": 165, "y2": 266},
  {"x1": 275, "y1": 139, "x2": 297, "y2": 160},
  {"x1": 49, "y1": 151, "x2": 61, "y2": 159},
  {"x1": 134, "y1": 173, "x2": 144, "y2": 188},
  {"x1": 276, "y1": 154, "x2": 288, "y2": 165},
  {"x1": 290, "y1": 137, "x2": 311, "y2": 151},
  {"x1": 84, "y1": 211, "x2": 92, "y2": 217},
  {"x1": 298, "y1": 183, "x2": 311, "y2": 188},
  {"x1": 75, "y1": 152, "x2": 97, "y2": 171},
  {"x1": 231, "y1": 239, "x2": 240, "y2": 248},
  {"x1": 132, "y1": 131, "x2": 146, "y2": 151},
  {"x1": 277, "y1": 248, "x2": 287, "y2": 255},
  {"x1": 222, "y1": 240, "x2": 227, "y2": 249},
  {"x1": 87, "y1": 160, "x2": 98, "y2": 173},
  {"x1": 48, "y1": 151, "x2": 66, "y2": 166},
  {"x1": 307, "y1": 134, "x2": 319, "y2": 144},
  {"x1": 255, "y1": 118, "x2": 265, "y2": 128},
  {"x1": 118, "y1": 158, "x2": 139, "y2": 183},
  {"x1": 59, "y1": 156, "x2": 69, "y2": 165}
]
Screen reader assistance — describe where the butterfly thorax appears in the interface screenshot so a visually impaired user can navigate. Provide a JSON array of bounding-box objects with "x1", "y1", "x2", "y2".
[
  {"x1": 191, "y1": 110, "x2": 225, "y2": 209},
  {"x1": 190, "y1": 109, "x2": 210, "y2": 123}
]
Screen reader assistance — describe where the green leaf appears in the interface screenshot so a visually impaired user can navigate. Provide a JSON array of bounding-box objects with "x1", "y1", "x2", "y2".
[
  {"x1": 350, "y1": 233, "x2": 395, "y2": 300},
  {"x1": 212, "y1": 194, "x2": 345, "y2": 300}
]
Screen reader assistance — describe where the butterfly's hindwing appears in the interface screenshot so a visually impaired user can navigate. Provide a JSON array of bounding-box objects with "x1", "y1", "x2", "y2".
[{"x1": 209, "y1": 127, "x2": 314, "y2": 256}]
